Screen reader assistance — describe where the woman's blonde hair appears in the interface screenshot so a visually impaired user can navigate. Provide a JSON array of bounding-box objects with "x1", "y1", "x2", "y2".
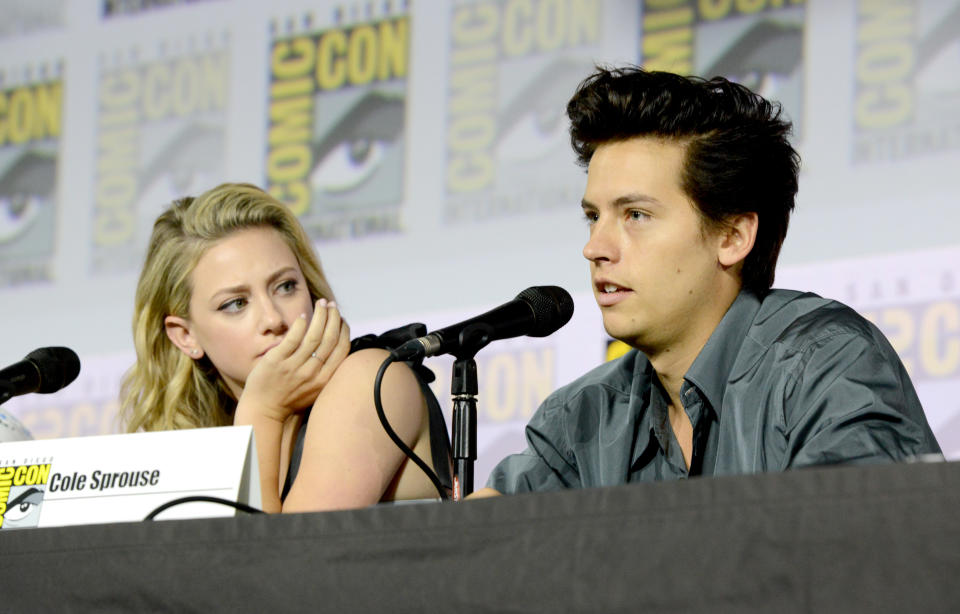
[{"x1": 119, "y1": 183, "x2": 335, "y2": 432}]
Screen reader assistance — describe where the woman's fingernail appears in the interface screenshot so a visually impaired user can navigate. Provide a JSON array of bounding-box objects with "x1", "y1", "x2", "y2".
[
  {"x1": 318, "y1": 298, "x2": 327, "y2": 308},
  {"x1": 328, "y1": 301, "x2": 336, "y2": 309}
]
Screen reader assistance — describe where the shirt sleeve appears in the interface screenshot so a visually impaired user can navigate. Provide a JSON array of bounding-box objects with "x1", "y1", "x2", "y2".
[
  {"x1": 782, "y1": 328, "x2": 943, "y2": 469},
  {"x1": 486, "y1": 394, "x2": 582, "y2": 494}
]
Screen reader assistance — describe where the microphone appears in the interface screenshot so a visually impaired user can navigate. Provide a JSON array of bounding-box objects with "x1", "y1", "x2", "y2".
[
  {"x1": 393, "y1": 286, "x2": 574, "y2": 360},
  {"x1": 0, "y1": 347, "x2": 81, "y2": 405}
]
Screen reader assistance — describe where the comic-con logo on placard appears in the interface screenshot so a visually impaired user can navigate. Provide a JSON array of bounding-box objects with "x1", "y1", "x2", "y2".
[
  {"x1": 853, "y1": 0, "x2": 960, "y2": 162},
  {"x1": 443, "y1": 0, "x2": 603, "y2": 224},
  {"x1": 641, "y1": 0, "x2": 806, "y2": 137},
  {"x1": 266, "y1": 8, "x2": 408, "y2": 242},
  {"x1": 0, "y1": 462, "x2": 51, "y2": 530},
  {"x1": 92, "y1": 36, "x2": 229, "y2": 274},
  {"x1": 0, "y1": 66, "x2": 62, "y2": 287}
]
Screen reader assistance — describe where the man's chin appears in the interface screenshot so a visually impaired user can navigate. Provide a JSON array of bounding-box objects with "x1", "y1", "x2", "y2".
[{"x1": 602, "y1": 319, "x2": 643, "y2": 346}]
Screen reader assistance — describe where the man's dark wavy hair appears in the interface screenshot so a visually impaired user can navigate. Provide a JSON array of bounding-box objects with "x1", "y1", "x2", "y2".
[{"x1": 567, "y1": 66, "x2": 800, "y2": 295}]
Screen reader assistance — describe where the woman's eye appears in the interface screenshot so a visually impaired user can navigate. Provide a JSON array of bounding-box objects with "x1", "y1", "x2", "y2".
[
  {"x1": 218, "y1": 298, "x2": 246, "y2": 313},
  {"x1": 277, "y1": 280, "x2": 298, "y2": 294}
]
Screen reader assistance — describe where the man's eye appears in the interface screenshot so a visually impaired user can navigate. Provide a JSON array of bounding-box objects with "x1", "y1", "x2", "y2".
[{"x1": 629, "y1": 210, "x2": 650, "y2": 221}]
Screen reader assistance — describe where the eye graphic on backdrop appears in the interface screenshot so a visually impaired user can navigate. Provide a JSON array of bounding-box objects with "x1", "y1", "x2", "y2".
[
  {"x1": 915, "y1": 4, "x2": 960, "y2": 87},
  {"x1": 138, "y1": 122, "x2": 224, "y2": 196},
  {"x1": 3, "y1": 486, "x2": 45, "y2": 529},
  {"x1": 0, "y1": 150, "x2": 56, "y2": 244},
  {"x1": 0, "y1": 194, "x2": 41, "y2": 243},
  {"x1": 135, "y1": 123, "x2": 224, "y2": 238},
  {"x1": 311, "y1": 91, "x2": 403, "y2": 195},
  {"x1": 497, "y1": 58, "x2": 593, "y2": 163},
  {"x1": 704, "y1": 19, "x2": 803, "y2": 101}
]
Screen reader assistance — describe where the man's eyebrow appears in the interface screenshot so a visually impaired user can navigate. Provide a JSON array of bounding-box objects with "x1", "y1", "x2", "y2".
[
  {"x1": 581, "y1": 194, "x2": 662, "y2": 209},
  {"x1": 612, "y1": 193, "x2": 661, "y2": 207}
]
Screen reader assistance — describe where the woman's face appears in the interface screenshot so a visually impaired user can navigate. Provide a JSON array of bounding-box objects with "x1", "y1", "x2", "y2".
[{"x1": 178, "y1": 226, "x2": 315, "y2": 397}]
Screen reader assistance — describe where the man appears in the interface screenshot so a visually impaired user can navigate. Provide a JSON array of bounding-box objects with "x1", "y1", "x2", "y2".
[{"x1": 479, "y1": 66, "x2": 941, "y2": 495}]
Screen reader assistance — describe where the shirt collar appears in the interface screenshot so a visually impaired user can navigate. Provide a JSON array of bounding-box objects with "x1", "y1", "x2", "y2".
[
  {"x1": 683, "y1": 290, "x2": 762, "y2": 417},
  {"x1": 630, "y1": 355, "x2": 659, "y2": 466}
]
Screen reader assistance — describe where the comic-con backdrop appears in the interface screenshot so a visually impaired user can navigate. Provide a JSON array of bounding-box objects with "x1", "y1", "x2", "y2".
[{"x1": 1, "y1": 0, "x2": 959, "y2": 486}]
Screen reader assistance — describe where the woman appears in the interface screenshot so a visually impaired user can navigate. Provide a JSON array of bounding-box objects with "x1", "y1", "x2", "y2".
[{"x1": 120, "y1": 183, "x2": 447, "y2": 512}]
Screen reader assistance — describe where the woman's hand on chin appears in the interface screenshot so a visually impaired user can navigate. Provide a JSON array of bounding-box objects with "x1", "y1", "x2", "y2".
[{"x1": 240, "y1": 299, "x2": 351, "y2": 422}]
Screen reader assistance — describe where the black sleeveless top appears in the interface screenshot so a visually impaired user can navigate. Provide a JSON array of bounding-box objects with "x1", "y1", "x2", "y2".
[{"x1": 280, "y1": 326, "x2": 453, "y2": 501}]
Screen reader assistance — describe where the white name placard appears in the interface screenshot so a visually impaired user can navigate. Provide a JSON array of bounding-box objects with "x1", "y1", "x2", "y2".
[{"x1": 0, "y1": 426, "x2": 261, "y2": 529}]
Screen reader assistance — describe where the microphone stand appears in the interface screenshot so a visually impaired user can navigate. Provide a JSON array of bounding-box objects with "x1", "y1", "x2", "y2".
[
  {"x1": 451, "y1": 358, "x2": 476, "y2": 500},
  {"x1": 450, "y1": 324, "x2": 491, "y2": 501}
]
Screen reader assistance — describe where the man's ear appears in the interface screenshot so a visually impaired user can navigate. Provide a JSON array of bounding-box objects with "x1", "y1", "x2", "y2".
[
  {"x1": 164, "y1": 315, "x2": 204, "y2": 360},
  {"x1": 717, "y1": 212, "x2": 758, "y2": 268}
]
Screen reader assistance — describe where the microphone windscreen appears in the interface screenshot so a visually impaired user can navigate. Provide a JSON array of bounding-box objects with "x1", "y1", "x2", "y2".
[
  {"x1": 25, "y1": 347, "x2": 81, "y2": 394},
  {"x1": 516, "y1": 286, "x2": 575, "y2": 337}
]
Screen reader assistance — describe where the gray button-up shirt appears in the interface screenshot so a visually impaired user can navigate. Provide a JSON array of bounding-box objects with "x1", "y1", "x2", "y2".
[{"x1": 488, "y1": 289, "x2": 943, "y2": 493}]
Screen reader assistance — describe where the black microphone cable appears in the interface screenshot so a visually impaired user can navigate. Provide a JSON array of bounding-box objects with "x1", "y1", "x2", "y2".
[
  {"x1": 144, "y1": 495, "x2": 264, "y2": 520},
  {"x1": 374, "y1": 353, "x2": 450, "y2": 501}
]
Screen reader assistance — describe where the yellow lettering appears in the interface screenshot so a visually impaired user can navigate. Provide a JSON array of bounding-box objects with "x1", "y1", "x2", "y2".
[
  {"x1": 448, "y1": 65, "x2": 498, "y2": 114},
  {"x1": 921, "y1": 302, "x2": 960, "y2": 377},
  {"x1": 855, "y1": 84, "x2": 912, "y2": 128},
  {"x1": 36, "y1": 464, "x2": 50, "y2": 485},
  {"x1": 142, "y1": 62, "x2": 171, "y2": 120},
  {"x1": 267, "y1": 143, "x2": 311, "y2": 183},
  {"x1": 453, "y1": 4, "x2": 500, "y2": 46},
  {"x1": 95, "y1": 67, "x2": 140, "y2": 248},
  {"x1": 857, "y1": 41, "x2": 914, "y2": 84},
  {"x1": 879, "y1": 307, "x2": 915, "y2": 375},
  {"x1": 536, "y1": 0, "x2": 566, "y2": 51},
  {"x1": 268, "y1": 97, "x2": 313, "y2": 146},
  {"x1": 198, "y1": 53, "x2": 228, "y2": 112},
  {"x1": 378, "y1": 18, "x2": 408, "y2": 80},
  {"x1": 35, "y1": 82, "x2": 62, "y2": 139},
  {"x1": 316, "y1": 18, "x2": 407, "y2": 90},
  {"x1": 858, "y1": 0, "x2": 912, "y2": 41},
  {"x1": 736, "y1": 0, "x2": 767, "y2": 13},
  {"x1": 447, "y1": 3, "x2": 499, "y2": 194},
  {"x1": 642, "y1": 27, "x2": 693, "y2": 73},
  {"x1": 317, "y1": 30, "x2": 347, "y2": 90},
  {"x1": 268, "y1": 181, "x2": 309, "y2": 215},
  {"x1": 272, "y1": 37, "x2": 316, "y2": 79},
  {"x1": 142, "y1": 55, "x2": 227, "y2": 119},
  {"x1": 448, "y1": 114, "x2": 496, "y2": 153},
  {"x1": 347, "y1": 25, "x2": 378, "y2": 85},
  {"x1": 271, "y1": 76, "x2": 313, "y2": 98},
  {"x1": 0, "y1": 83, "x2": 61, "y2": 145},
  {"x1": 698, "y1": 0, "x2": 732, "y2": 19},
  {"x1": 485, "y1": 354, "x2": 519, "y2": 421},
  {"x1": 854, "y1": 0, "x2": 914, "y2": 130},
  {"x1": 170, "y1": 56, "x2": 202, "y2": 115},
  {"x1": 503, "y1": 0, "x2": 534, "y2": 56},
  {"x1": 568, "y1": 0, "x2": 600, "y2": 45},
  {"x1": 446, "y1": 155, "x2": 495, "y2": 193},
  {"x1": 521, "y1": 349, "x2": 554, "y2": 418},
  {"x1": 271, "y1": 36, "x2": 316, "y2": 216}
]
